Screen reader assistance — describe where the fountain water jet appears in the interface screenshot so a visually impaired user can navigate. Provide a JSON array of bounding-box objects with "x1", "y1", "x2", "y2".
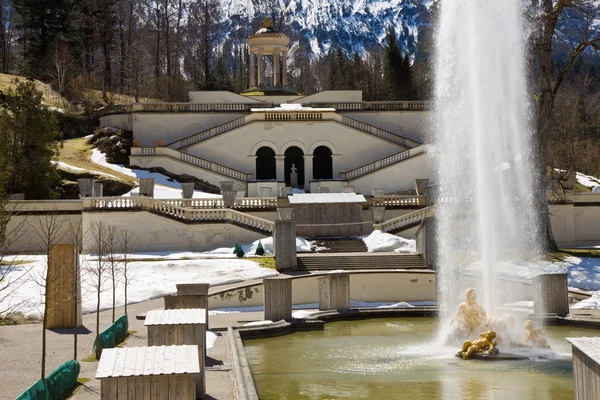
[{"x1": 433, "y1": 0, "x2": 542, "y2": 342}]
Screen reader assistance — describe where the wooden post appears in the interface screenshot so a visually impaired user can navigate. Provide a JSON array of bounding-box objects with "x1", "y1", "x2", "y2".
[
  {"x1": 263, "y1": 277, "x2": 292, "y2": 321},
  {"x1": 318, "y1": 273, "x2": 350, "y2": 311},
  {"x1": 533, "y1": 273, "x2": 569, "y2": 316},
  {"x1": 47, "y1": 244, "x2": 82, "y2": 329}
]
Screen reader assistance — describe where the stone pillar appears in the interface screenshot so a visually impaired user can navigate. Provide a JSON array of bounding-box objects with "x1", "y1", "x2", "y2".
[
  {"x1": 220, "y1": 181, "x2": 237, "y2": 208},
  {"x1": 257, "y1": 48, "x2": 264, "y2": 86},
  {"x1": 274, "y1": 220, "x2": 297, "y2": 270},
  {"x1": 263, "y1": 277, "x2": 292, "y2": 321},
  {"x1": 304, "y1": 154, "x2": 314, "y2": 191},
  {"x1": 533, "y1": 273, "x2": 569, "y2": 316},
  {"x1": 273, "y1": 50, "x2": 280, "y2": 86},
  {"x1": 279, "y1": 186, "x2": 292, "y2": 198},
  {"x1": 282, "y1": 51, "x2": 288, "y2": 87},
  {"x1": 77, "y1": 178, "x2": 95, "y2": 198},
  {"x1": 275, "y1": 155, "x2": 285, "y2": 182},
  {"x1": 249, "y1": 51, "x2": 255, "y2": 88},
  {"x1": 47, "y1": 244, "x2": 82, "y2": 329},
  {"x1": 93, "y1": 182, "x2": 103, "y2": 198},
  {"x1": 139, "y1": 178, "x2": 155, "y2": 197},
  {"x1": 181, "y1": 182, "x2": 195, "y2": 199},
  {"x1": 318, "y1": 273, "x2": 350, "y2": 311},
  {"x1": 259, "y1": 187, "x2": 272, "y2": 198}
]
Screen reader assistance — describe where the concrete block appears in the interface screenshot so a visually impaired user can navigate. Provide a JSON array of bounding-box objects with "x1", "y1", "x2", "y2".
[
  {"x1": 318, "y1": 273, "x2": 350, "y2": 311},
  {"x1": 274, "y1": 220, "x2": 297, "y2": 270},
  {"x1": 263, "y1": 277, "x2": 292, "y2": 321}
]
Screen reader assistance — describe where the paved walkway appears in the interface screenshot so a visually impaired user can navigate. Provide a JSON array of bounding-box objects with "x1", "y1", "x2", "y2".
[{"x1": 0, "y1": 297, "x2": 265, "y2": 400}]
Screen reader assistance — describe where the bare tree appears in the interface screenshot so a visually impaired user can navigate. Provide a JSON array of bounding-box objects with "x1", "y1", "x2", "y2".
[
  {"x1": 47, "y1": 40, "x2": 74, "y2": 95},
  {"x1": 106, "y1": 225, "x2": 120, "y2": 323},
  {"x1": 29, "y1": 209, "x2": 67, "y2": 380},
  {"x1": 86, "y1": 221, "x2": 108, "y2": 345},
  {"x1": 118, "y1": 228, "x2": 138, "y2": 316},
  {"x1": 530, "y1": 0, "x2": 600, "y2": 250},
  {"x1": 0, "y1": 202, "x2": 31, "y2": 320},
  {"x1": 66, "y1": 219, "x2": 83, "y2": 360}
]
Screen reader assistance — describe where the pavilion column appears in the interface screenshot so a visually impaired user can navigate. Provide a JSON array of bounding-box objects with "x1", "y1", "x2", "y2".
[
  {"x1": 249, "y1": 50, "x2": 255, "y2": 88},
  {"x1": 304, "y1": 155, "x2": 314, "y2": 191},
  {"x1": 282, "y1": 51, "x2": 288, "y2": 87},
  {"x1": 332, "y1": 154, "x2": 342, "y2": 178},
  {"x1": 257, "y1": 48, "x2": 264, "y2": 86},
  {"x1": 275, "y1": 155, "x2": 285, "y2": 182},
  {"x1": 273, "y1": 49, "x2": 280, "y2": 86}
]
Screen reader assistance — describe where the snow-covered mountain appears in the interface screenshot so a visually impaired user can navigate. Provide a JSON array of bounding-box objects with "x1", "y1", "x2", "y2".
[{"x1": 216, "y1": 0, "x2": 435, "y2": 58}]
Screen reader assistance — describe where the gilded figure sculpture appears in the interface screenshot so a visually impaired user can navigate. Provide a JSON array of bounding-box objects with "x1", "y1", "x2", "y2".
[
  {"x1": 456, "y1": 330, "x2": 498, "y2": 359},
  {"x1": 451, "y1": 288, "x2": 489, "y2": 340},
  {"x1": 521, "y1": 320, "x2": 550, "y2": 349}
]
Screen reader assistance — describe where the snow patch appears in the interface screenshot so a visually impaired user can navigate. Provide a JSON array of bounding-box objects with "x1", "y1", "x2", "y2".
[
  {"x1": 243, "y1": 320, "x2": 274, "y2": 327},
  {"x1": 206, "y1": 331, "x2": 218, "y2": 349},
  {"x1": 362, "y1": 230, "x2": 416, "y2": 253}
]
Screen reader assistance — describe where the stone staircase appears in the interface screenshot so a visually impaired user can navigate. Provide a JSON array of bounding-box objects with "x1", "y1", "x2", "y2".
[
  {"x1": 311, "y1": 238, "x2": 368, "y2": 253},
  {"x1": 296, "y1": 253, "x2": 427, "y2": 271}
]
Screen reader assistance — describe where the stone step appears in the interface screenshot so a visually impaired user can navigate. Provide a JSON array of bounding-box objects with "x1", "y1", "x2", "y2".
[{"x1": 296, "y1": 253, "x2": 426, "y2": 270}]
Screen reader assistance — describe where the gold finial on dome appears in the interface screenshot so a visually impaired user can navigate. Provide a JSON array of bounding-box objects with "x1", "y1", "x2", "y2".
[{"x1": 263, "y1": 17, "x2": 273, "y2": 29}]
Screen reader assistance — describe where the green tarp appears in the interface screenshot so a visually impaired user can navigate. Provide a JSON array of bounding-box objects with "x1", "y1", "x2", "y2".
[
  {"x1": 93, "y1": 314, "x2": 128, "y2": 358},
  {"x1": 16, "y1": 360, "x2": 80, "y2": 400},
  {"x1": 234, "y1": 243, "x2": 245, "y2": 258}
]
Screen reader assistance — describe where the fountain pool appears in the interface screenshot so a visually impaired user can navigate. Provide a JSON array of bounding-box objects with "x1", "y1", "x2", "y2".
[{"x1": 244, "y1": 318, "x2": 596, "y2": 400}]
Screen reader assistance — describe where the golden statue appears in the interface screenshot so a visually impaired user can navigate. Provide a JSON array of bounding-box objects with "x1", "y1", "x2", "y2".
[
  {"x1": 521, "y1": 320, "x2": 550, "y2": 349},
  {"x1": 456, "y1": 330, "x2": 498, "y2": 359},
  {"x1": 451, "y1": 288, "x2": 489, "y2": 340},
  {"x1": 263, "y1": 17, "x2": 274, "y2": 29}
]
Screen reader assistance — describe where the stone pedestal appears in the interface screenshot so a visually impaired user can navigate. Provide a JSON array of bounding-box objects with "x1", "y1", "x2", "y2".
[
  {"x1": 94, "y1": 182, "x2": 103, "y2": 197},
  {"x1": 77, "y1": 178, "x2": 95, "y2": 198},
  {"x1": 139, "y1": 178, "x2": 155, "y2": 197},
  {"x1": 274, "y1": 220, "x2": 297, "y2": 270},
  {"x1": 533, "y1": 273, "x2": 569, "y2": 316},
  {"x1": 318, "y1": 273, "x2": 350, "y2": 311},
  {"x1": 181, "y1": 182, "x2": 195, "y2": 199},
  {"x1": 263, "y1": 277, "x2": 292, "y2": 321},
  {"x1": 415, "y1": 179, "x2": 429, "y2": 195},
  {"x1": 220, "y1": 181, "x2": 237, "y2": 208},
  {"x1": 47, "y1": 244, "x2": 82, "y2": 329}
]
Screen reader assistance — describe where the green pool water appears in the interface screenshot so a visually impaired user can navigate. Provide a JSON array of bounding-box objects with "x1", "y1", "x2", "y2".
[{"x1": 244, "y1": 318, "x2": 598, "y2": 400}]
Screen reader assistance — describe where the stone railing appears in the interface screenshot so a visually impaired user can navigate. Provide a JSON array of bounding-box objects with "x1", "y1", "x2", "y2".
[
  {"x1": 340, "y1": 146, "x2": 428, "y2": 181},
  {"x1": 339, "y1": 116, "x2": 421, "y2": 148},
  {"x1": 376, "y1": 207, "x2": 434, "y2": 233},
  {"x1": 371, "y1": 195, "x2": 426, "y2": 208},
  {"x1": 99, "y1": 101, "x2": 433, "y2": 116},
  {"x1": 136, "y1": 103, "x2": 273, "y2": 113},
  {"x1": 309, "y1": 101, "x2": 433, "y2": 112},
  {"x1": 83, "y1": 197, "x2": 274, "y2": 233},
  {"x1": 130, "y1": 147, "x2": 253, "y2": 182},
  {"x1": 157, "y1": 197, "x2": 277, "y2": 210},
  {"x1": 168, "y1": 116, "x2": 247, "y2": 149}
]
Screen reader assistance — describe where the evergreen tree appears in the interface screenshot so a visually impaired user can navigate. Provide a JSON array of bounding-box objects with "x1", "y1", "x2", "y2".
[
  {"x1": 255, "y1": 240, "x2": 265, "y2": 256},
  {"x1": 0, "y1": 80, "x2": 60, "y2": 199},
  {"x1": 12, "y1": 0, "x2": 76, "y2": 78},
  {"x1": 401, "y1": 53, "x2": 413, "y2": 99},
  {"x1": 383, "y1": 25, "x2": 403, "y2": 100},
  {"x1": 351, "y1": 51, "x2": 365, "y2": 91}
]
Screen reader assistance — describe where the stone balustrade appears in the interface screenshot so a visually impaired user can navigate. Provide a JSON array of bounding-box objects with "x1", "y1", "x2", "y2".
[
  {"x1": 83, "y1": 197, "x2": 275, "y2": 233},
  {"x1": 99, "y1": 101, "x2": 432, "y2": 117},
  {"x1": 341, "y1": 146, "x2": 427, "y2": 181},
  {"x1": 339, "y1": 116, "x2": 422, "y2": 148},
  {"x1": 131, "y1": 147, "x2": 252, "y2": 182},
  {"x1": 371, "y1": 195, "x2": 426, "y2": 207},
  {"x1": 376, "y1": 206, "x2": 434, "y2": 233}
]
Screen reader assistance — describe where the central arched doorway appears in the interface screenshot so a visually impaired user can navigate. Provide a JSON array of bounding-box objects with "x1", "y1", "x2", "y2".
[
  {"x1": 312, "y1": 146, "x2": 333, "y2": 180},
  {"x1": 284, "y1": 146, "x2": 304, "y2": 188},
  {"x1": 255, "y1": 147, "x2": 276, "y2": 180}
]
